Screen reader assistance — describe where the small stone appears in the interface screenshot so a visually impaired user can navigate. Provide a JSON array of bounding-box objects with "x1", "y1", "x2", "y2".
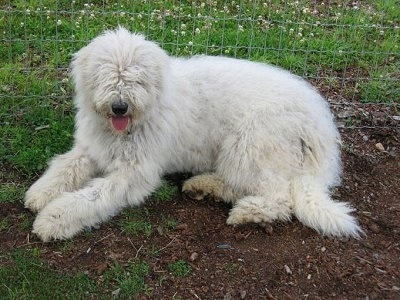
[
  {"x1": 264, "y1": 224, "x2": 273, "y2": 235},
  {"x1": 284, "y1": 265, "x2": 293, "y2": 275},
  {"x1": 337, "y1": 110, "x2": 356, "y2": 119},
  {"x1": 176, "y1": 223, "x2": 188, "y2": 230},
  {"x1": 217, "y1": 244, "x2": 231, "y2": 249},
  {"x1": 369, "y1": 223, "x2": 380, "y2": 233},
  {"x1": 307, "y1": 274, "x2": 311, "y2": 280},
  {"x1": 96, "y1": 262, "x2": 108, "y2": 275},
  {"x1": 190, "y1": 252, "x2": 199, "y2": 261},
  {"x1": 321, "y1": 246, "x2": 326, "y2": 252},
  {"x1": 362, "y1": 135, "x2": 369, "y2": 142},
  {"x1": 375, "y1": 143, "x2": 385, "y2": 152},
  {"x1": 223, "y1": 292, "x2": 232, "y2": 300},
  {"x1": 111, "y1": 288, "x2": 121, "y2": 296},
  {"x1": 240, "y1": 290, "x2": 247, "y2": 299}
]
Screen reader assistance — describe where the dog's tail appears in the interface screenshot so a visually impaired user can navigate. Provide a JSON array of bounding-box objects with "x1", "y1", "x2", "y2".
[{"x1": 292, "y1": 176, "x2": 363, "y2": 238}]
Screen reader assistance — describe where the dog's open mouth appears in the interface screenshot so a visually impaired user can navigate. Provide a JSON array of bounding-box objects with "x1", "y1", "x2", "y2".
[{"x1": 111, "y1": 116, "x2": 129, "y2": 131}]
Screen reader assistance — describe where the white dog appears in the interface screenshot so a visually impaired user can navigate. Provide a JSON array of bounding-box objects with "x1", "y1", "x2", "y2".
[{"x1": 24, "y1": 27, "x2": 362, "y2": 241}]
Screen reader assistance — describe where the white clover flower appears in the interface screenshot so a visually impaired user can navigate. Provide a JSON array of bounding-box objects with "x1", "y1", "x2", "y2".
[
  {"x1": 181, "y1": 23, "x2": 186, "y2": 30},
  {"x1": 238, "y1": 25, "x2": 244, "y2": 31},
  {"x1": 181, "y1": 31, "x2": 186, "y2": 36},
  {"x1": 57, "y1": 19, "x2": 62, "y2": 25},
  {"x1": 195, "y1": 28, "x2": 200, "y2": 34},
  {"x1": 188, "y1": 41, "x2": 193, "y2": 46}
]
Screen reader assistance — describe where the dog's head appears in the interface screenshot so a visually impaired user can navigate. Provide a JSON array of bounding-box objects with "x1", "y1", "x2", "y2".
[{"x1": 71, "y1": 27, "x2": 169, "y2": 133}]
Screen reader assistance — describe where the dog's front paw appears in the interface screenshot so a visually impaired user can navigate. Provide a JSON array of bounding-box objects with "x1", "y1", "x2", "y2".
[
  {"x1": 32, "y1": 196, "x2": 85, "y2": 241},
  {"x1": 182, "y1": 174, "x2": 223, "y2": 201},
  {"x1": 24, "y1": 187, "x2": 56, "y2": 213}
]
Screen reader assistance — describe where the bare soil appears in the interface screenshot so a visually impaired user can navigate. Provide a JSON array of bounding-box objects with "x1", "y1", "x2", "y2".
[{"x1": 1, "y1": 111, "x2": 399, "y2": 299}]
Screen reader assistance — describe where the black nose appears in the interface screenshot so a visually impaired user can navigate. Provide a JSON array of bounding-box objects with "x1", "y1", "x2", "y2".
[{"x1": 111, "y1": 101, "x2": 128, "y2": 116}]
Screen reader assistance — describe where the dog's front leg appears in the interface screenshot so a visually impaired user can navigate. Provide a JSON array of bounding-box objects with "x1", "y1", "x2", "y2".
[
  {"x1": 31, "y1": 165, "x2": 161, "y2": 241},
  {"x1": 24, "y1": 146, "x2": 97, "y2": 213}
]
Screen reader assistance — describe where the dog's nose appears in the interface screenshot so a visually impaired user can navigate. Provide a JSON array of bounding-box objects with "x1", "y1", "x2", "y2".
[{"x1": 111, "y1": 101, "x2": 128, "y2": 116}]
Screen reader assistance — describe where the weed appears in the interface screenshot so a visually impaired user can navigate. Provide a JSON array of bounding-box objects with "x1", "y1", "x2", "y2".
[
  {"x1": 0, "y1": 183, "x2": 26, "y2": 204},
  {"x1": 103, "y1": 260, "x2": 152, "y2": 297},
  {"x1": 168, "y1": 260, "x2": 192, "y2": 277},
  {"x1": 152, "y1": 180, "x2": 178, "y2": 202},
  {"x1": 58, "y1": 240, "x2": 75, "y2": 253},
  {"x1": 119, "y1": 208, "x2": 153, "y2": 237},
  {"x1": 19, "y1": 213, "x2": 34, "y2": 231},
  {"x1": 224, "y1": 263, "x2": 239, "y2": 275},
  {"x1": 0, "y1": 218, "x2": 10, "y2": 232},
  {"x1": 163, "y1": 216, "x2": 179, "y2": 230}
]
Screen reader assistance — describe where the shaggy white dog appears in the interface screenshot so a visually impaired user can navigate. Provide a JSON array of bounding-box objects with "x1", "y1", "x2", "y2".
[{"x1": 25, "y1": 27, "x2": 362, "y2": 241}]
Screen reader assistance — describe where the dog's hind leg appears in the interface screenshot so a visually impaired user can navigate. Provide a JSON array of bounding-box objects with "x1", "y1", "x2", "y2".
[
  {"x1": 215, "y1": 120, "x2": 295, "y2": 227},
  {"x1": 25, "y1": 146, "x2": 97, "y2": 213},
  {"x1": 226, "y1": 171, "x2": 293, "y2": 226},
  {"x1": 182, "y1": 173, "x2": 242, "y2": 203}
]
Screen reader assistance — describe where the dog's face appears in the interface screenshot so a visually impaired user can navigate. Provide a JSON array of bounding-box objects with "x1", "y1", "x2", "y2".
[{"x1": 71, "y1": 27, "x2": 168, "y2": 133}]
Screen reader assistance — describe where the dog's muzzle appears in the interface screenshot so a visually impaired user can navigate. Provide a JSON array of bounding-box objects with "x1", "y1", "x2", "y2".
[
  {"x1": 111, "y1": 101, "x2": 128, "y2": 116},
  {"x1": 110, "y1": 101, "x2": 130, "y2": 131}
]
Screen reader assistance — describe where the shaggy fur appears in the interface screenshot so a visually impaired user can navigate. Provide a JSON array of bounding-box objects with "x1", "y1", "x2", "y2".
[{"x1": 24, "y1": 27, "x2": 362, "y2": 241}]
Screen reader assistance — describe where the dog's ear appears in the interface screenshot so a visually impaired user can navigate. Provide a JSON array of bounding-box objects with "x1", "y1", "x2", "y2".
[{"x1": 69, "y1": 43, "x2": 92, "y2": 91}]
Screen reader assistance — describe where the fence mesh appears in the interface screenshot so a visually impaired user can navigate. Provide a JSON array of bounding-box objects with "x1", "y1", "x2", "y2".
[{"x1": 1, "y1": 1, "x2": 399, "y2": 128}]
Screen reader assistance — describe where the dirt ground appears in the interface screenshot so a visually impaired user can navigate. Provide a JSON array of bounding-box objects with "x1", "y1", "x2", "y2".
[{"x1": 1, "y1": 105, "x2": 399, "y2": 299}]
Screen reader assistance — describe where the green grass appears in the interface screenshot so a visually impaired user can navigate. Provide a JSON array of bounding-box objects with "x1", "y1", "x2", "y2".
[
  {"x1": 0, "y1": 183, "x2": 26, "y2": 204},
  {"x1": 103, "y1": 261, "x2": 152, "y2": 297},
  {"x1": 152, "y1": 180, "x2": 178, "y2": 202},
  {"x1": 119, "y1": 208, "x2": 153, "y2": 237},
  {"x1": 0, "y1": 249, "x2": 97, "y2": 299},
  {"x1": 168, "y1": 260, "x2": 192, "y2": 277},
  {"x1": 0, "y1": 218, "x2": 11, "y2": 232},
  {"x1": 0, "y1": 249, "x2": 153, "y2": 298}
]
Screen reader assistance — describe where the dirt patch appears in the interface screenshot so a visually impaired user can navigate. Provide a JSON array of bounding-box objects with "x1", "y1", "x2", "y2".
[{"x1": 1, "y1": 125, "x2": 399, "y2": 299}]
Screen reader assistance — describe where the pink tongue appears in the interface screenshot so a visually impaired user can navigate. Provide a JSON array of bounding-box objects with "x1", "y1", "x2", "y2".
[{"x1": 111, "y1": 116, "x2": 129, "y2": 131}]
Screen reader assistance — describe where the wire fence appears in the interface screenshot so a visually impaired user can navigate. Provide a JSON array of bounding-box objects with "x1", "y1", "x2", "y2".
[{"x1": 1, "y1": 1, "x2": 399, "y2": 128}]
